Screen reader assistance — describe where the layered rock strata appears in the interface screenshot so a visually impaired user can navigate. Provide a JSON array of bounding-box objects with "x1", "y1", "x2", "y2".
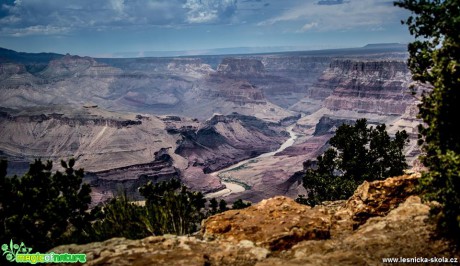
[
  {"x1": 174, "y1": 113, "x2": 288, "y2": 173},
  {"x1": 0, "y1": 109, "x2": 293, "y2": 204},
  {"x1": 86, "y1": 148, "x2": 180, "y2": 206},
  {"x1": 323, "y1": 60, "x2": 413, "y2": 115}
]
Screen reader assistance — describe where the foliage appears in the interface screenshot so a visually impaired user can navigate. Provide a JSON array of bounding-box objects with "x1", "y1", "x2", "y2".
[
  {"x1": 0, "y1": 158, "x2": 238, "y2": 257},
  {"x1": 91, "y1": 192, "x2": 150, "y2": 241},
  {"x1": 0, "y1": 159, "x2": 92, "y2": 251},
  {"x1": 231, "y1": 199, "x2": 251, "y2": 210},
  {"x1": 218, "y1": 199, "x2": 229, "y2": 212},
  {"x1": 395, "y1": 0, "x2": 460, "y2": 241},
  {"x1": 0, "y1": 159, "x2": 222, "y2": 256},
  {"x1": 300, "y1": 119, "x2": 409, "y2": 206},
  {"x1": 208, "y1": 198, "x2": 232, "y2": 215},
  {"x1": 208, "y1": 198, "x2": 220, "y2": 215},
  {"x1": 139, "y1": 179, "x2": 207, "y2": 235}
]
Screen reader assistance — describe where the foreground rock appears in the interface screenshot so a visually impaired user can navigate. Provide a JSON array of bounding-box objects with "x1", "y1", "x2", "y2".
[
  {"x1": 258, "y1": 196, "x2": 454, "y2": 266},
  {"x1": 346, "y1": 173, "x2": 420, "y2": 228},
  {"x1": 51, "y1": 236, "x2": 270, "y2": 266},
  {"x1": 50, "y1": 174, "x2": 459, "y2": 265},
  {"x1": 202, "y1": 196, "x2": 331, "y2": 250}
]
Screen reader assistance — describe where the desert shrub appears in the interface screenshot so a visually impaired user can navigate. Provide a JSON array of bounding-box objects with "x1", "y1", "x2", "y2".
[
  {"x1": 139, "y1": 179, "x2": 207, "y2": 235},
  {"x1": 91, "y1": 192, "x2": 150, "y2": 241}
]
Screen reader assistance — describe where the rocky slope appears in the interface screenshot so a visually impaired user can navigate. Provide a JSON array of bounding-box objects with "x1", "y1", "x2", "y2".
[
  {"x1": 50, "y1": 174, "x2": 459, "y2": 265},
  {"x1": 214, "y1": 56, "x2": 331, "y2": 109},
  {"x1": 0, "y1": 107, "x2": 290, "y2": 204},
  {"x1": 174, "y1": 113, "x2": 289, "y2": 173},
  {"x1": 292, "y1": 58, "x2": 421, "y2": 163},
  {"x1": 85, "y1": 148, "x2": 180, "y2": 205}
]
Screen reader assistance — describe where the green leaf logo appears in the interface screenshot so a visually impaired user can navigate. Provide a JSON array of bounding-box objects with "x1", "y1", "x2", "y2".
[{"x1": 2, "y1": 239, "x2": 32, "y2": 262}]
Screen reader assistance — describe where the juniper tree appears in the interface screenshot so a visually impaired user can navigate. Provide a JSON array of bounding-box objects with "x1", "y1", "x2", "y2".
[
  {"x1": 300, "y1": 119, "x2": 408, "y2": 206},
  {"x1": 395, "y1": 0, "x2": 460, "y2": 241}
]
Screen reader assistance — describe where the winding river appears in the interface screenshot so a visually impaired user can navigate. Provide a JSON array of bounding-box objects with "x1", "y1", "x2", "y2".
[{"x1": 205, "y1": 124, "x2": 298, "y2": 198}]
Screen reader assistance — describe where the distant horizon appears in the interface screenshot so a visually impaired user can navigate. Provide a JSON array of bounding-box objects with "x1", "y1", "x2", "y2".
[{"x1": 1, "y1": 42, "x2": 408, "y2": 59}]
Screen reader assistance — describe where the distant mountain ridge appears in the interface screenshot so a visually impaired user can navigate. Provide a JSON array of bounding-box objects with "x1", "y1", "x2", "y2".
[
  {"x1": 0, "y1": 43, "x2": 407, "y2": 60},
  {"x1": 0, "y1": 47, "x2": 63, "y2": 64}
]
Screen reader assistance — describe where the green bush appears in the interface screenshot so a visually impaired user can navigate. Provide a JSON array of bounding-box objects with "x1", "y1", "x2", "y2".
[
  {"x1": 0, "y1": 158, "x2": 232, "y2": 252},
  {"x1": 208, "y1": 198, "x2": 231, "y2": 215},
  {"x1": 91, "y1": 192, "x2": 150, "y2": 241},
  {"x1": 299, "y1": 119, "x2": 408, "y2": 206},
  {"x1": 0, "y1": 159, "x2": 92, "y2": 251},
  {"x1": 139, "y1": 179, "x2": 207, "y2": 235},
  {"x1": 232, "y1": 199, "x2": 251, "y2": 210}
]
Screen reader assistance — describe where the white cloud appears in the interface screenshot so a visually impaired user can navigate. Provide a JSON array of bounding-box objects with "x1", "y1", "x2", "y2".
[
  {"x1": 0, "y1": 15, "x2": 20, "y2": 24},
  {"x1": 300, "y1": 22, "x2": 318, "y2": 32},
  {"x1": 5, "y1": 25, "x2": 69, "y2": 37},
  {"x1": 0, "y1": 0, "x2": 240, "y2": 37},
  {"x1": 110, "y1": 0, "x2": 125, "y2": 13},
  {"x1": 258, "y1": 0, "x2": 405, "y2": 32},
  {"x1": 183, "y1": 0, "x2": 237, "y2": 24}
]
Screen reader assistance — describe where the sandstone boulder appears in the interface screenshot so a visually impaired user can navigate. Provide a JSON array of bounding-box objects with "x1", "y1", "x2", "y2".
[
  {"x1": 257, "y1": 195, "x2": 455, "y2": 266},
  {"x1": 346, "y1": 173, "x2": 420, "y2": 228},
  {"x1": 202, "y1": 196, "x2": 331, "y2": 251}
]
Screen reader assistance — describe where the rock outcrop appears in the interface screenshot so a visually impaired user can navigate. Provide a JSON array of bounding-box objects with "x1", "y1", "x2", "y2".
[
  {"x1": 0, "y1": 62, "x2": 45, "y2": 88},
  {"x1": 39, "y1": 55, "x2": 122, "y2": 79},
  {"x1": 202, "y1": 196, "x2": 331, "y2": 250},
  {"x1": 217, "y1": 58, "x2": 265, "y2": 77},
  {"x1": 51, "y1": 235, "x2": 272, "y2": 266},
  {"x1": 259, "y1": 195, "x2": 454, "y2": 266},
  {"x1": 312, "y1": 116, "x2": 354, "y2": 136},
  {"x1": 345, "y1": 173, "x2": 420, "y2": 228},
  {"x1": 199, "y1": 77, "x2": 266, "y2": 104},
  {"x1": 50, "y1": 174, "x2": 459, "y2": 265},
  {"x1": 86, "y1": 148, "x2": 180, "y2": 206},
  {"x1": 322, "y1": 60, "x2": 413, "y2": 115},
  {"x1": 167, "y1": 58, "x2": 215, "y2": 78}
]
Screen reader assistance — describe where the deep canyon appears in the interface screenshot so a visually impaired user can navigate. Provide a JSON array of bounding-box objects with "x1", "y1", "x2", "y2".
[{"x1": 0, "y1": 44, "x2": 422, "y2": 205}]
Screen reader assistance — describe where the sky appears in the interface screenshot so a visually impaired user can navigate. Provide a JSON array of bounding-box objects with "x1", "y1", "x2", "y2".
[{"x1": 0, "y1": 0, "x2": 413, "y2": 57}]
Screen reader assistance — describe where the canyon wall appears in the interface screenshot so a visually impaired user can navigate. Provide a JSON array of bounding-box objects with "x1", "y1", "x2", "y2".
[
  {"x1": 323, "y1": 60, "x2": 413, "y2": 115},
  {"x1": 217, "y1": 57, "x2": 421, "y2": 204}
]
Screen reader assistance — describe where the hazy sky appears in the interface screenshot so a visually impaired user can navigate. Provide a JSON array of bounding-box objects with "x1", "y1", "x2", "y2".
[{"x1": 0, "y1": 0, "x2": 413, "y2": 57}]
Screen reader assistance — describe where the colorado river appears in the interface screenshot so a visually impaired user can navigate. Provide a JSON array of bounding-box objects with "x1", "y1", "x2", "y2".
[{"x1": 205, "y1": 124, "x2": 298, "y2": 198}]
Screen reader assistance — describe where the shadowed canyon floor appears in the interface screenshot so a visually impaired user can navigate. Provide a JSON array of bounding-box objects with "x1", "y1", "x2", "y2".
[{"x1": 50, "y1": 174, "x2": 459, "y2": 265}]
